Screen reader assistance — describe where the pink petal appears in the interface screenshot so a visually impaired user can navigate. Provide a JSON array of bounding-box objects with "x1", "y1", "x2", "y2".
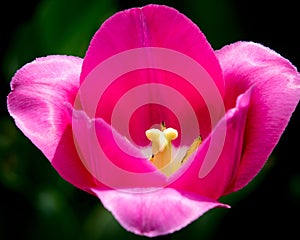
[
  {"x1": 169, "y1": 89, "x2": 251, "y2": 199},
  {"x1": 80, "y1": 5, "x2": 223, "y2": 89},
  {"x1": 71, "y1": 109, "x2": 167, "y2": 189},
  {"x1": 93, "y1": 70, "x2": 210, "y2": 146},
  {"x1": 215, "y1": 41, "x2": 300, "y2": 192},
  {"x1": 78, "y1": 4, "x2": 224, "y2": 144},
  {"x1": 7, "y1": 55, "x2": 100, "y2": 192},
  {"x1": 91, "y1": 187, "x2": 229, "y2": 237}
]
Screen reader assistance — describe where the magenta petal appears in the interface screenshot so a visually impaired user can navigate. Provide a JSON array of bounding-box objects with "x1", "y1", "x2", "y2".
[
  {"x1": 169, "y1": 89, "x2": 251, "y2": 199},
  {"x1": 80, "y1": 5, "x2": 223, "y2": 93},
  {"x1": 92, "y1": 187, "x2": 229, "y2": 237},
  {"x1": 8, "y1": 55, "x2": 81, "y2": 159},
  {"x1": 79, "y1": 4, "x2": 224, "y2": 144},
  {"x1": 7, "y1": 55, "x2": 99, "y2": 192},
  {"x1": 216, "y1": 41, "x2": 300, "y2": 192},
  {"x1": 71, "y1": 109, "x2": 166, "y2": 189}
]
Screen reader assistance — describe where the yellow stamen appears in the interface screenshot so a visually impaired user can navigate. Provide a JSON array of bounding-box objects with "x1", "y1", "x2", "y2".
[
  {"x1": 161, "y1": 121, "x2": 166, "y2": 131},
  {"x1": 180, "y1": 135, "x2": 202, "y2": 164}
]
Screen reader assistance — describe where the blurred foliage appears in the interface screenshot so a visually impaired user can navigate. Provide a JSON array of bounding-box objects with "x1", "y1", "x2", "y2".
[
  {"x1": 3, "y1": 0, "x2": 118, "y2": 81},
  {"x1": 1, "y1": 0, "x2": 299, "y2": 239}
]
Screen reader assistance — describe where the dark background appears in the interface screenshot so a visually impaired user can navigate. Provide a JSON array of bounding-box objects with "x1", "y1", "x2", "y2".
[{"x1": 1, "y1": 0, "x2": 299, "y2": 239}]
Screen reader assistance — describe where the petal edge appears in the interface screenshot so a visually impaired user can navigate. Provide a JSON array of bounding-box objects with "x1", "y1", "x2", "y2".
[{"x1": 92, "y1": 187, "x2": 229, "y2": 237}]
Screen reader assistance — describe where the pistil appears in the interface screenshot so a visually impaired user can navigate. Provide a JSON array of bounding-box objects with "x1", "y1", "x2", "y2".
[
  {"x1": 145, "y1": 122, "x2": 178, "y2": 175},
  {"x1": 145, "y1": 122, "x2": 202, "y2": 176}
]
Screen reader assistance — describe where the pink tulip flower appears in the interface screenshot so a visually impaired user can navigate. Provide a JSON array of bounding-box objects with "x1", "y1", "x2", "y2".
[{"x1": 7, "y1": 4, "x2": 300, "y2": 238}]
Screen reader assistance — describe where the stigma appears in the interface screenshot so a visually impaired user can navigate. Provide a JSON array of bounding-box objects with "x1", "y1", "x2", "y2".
[
  {"x1": 145, "y1": 122, "x2": 202, "y2": 176},
  {"x1": 145, "y1": 122, "x2": 178, "y2": 175}
]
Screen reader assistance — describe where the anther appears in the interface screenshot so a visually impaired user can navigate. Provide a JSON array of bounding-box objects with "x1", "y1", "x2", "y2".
[
  {"x1": 181, "y1": 135, "x2": 202, "y2": 164},
  {"x1": 161, "y1": 121, "x2": 166, "y2": 131}
]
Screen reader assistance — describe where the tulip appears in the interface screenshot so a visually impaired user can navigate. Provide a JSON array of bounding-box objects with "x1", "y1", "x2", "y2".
[{"x1": 7, "y1": 4, "x2": 300, "y2": 237}]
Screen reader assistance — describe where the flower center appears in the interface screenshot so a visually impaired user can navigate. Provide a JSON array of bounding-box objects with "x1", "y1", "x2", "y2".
[{"x1": 145, "y1": 122, "x2": 202, "y2": 176}]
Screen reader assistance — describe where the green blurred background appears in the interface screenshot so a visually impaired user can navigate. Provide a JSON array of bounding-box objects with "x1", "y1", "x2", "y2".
[{"x1": 1, "y1": 0, "x2": 299, "y2": 239}]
